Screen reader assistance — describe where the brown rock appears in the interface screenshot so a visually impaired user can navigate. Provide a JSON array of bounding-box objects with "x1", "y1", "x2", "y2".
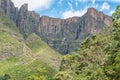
[
  {"x1": 0, "y1": 0, "x2": 112, "y2": 54},
  {"x1": 17, "y1": 3, "x2": 40, "y2": 37},
  {"x1": 0, "y1": 0, "x2": 18, "y2": 22}
]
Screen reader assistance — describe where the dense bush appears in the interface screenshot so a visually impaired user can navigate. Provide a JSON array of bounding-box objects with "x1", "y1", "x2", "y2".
[{"x1": 55, "y1": 5, "x2": 120, "y2": 80}]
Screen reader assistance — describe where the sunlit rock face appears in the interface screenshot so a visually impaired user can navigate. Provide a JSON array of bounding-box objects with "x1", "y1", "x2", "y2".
[
  {"x1": 37, "y1": 8, "x2": 112, "y2": 54},
  {"x1": 0, "y1": 0, "x2": 112, "y2": 54}
]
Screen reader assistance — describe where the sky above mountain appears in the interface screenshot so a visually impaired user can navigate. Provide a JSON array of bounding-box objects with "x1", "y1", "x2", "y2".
[{"x1": 11, "y1": 0, "x2": 120, "y2": 19}]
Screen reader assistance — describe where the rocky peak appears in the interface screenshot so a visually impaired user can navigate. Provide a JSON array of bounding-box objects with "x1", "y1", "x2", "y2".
[
  {"x1": 17, "y1": 3, "x2": 40, "y2": 37},
  {"x1": 20, "y1": 3, "x2": 28, "y2": 12},
  {"x1": 86, "y1": 8, "x2": 104, "y2": 20},
  {"x1": 86, "y1": 8, "x2": 112, "y2": 26},
  {"x1": 65, "y1": 17, "x2": 80, "y2": 23},
  {"x1": 87, "y1": 8, "x2": 98, "y2": 14}
]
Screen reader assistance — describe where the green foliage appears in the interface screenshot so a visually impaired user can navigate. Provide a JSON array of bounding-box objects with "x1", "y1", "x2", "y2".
[
  {"x1": 56, "y1": 5, "x2": 120, "y2": 80},
  {"x1": 56, "y1": 32, "x2": 111, "y2": 80},
  {"x1": 0, "y1": 32, "x2": 59, "y2": 80},
  {"x1": 104, "y1": 5, "x2": 120, "y2": 80},
  {"x1": 54, "y1": 71, "x2": 74, "y2": 80},
  {"x1": 0, "y1": 74, "x2": 11, "y2": 80},
  {"x1": 26, "y1": 33, "x2": 62, "y2": 70},
  {"x1": 0, "y1": 12, "x2": 31, "y2": 63},
  {"x1": 27, "y1": 75, "x2": 47, "y2": 80},
  {"x1": 0, "y1": 31, "x2": 24, "y2": 56},
  {"x1": 0, "y1": 3, "x2": 120, "y2": 80},
  {"x1": 0, "y1": 12, "x2": 22, "y2": 38},
  {"x1": 1, "y1": 60, "x2": 56, "y2": 80},
  {"x1": 26, "y1": 33, "x2": 47, "y2": 53},
  {"x1": 0, "y1": 11, "x2": 61, "y2": 80}
]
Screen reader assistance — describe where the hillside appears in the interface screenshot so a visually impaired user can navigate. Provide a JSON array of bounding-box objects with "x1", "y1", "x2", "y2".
[
  {"x1": 0, "y1": 12, "x2": 61, "y2": 80},
  {"x1": 0, "y1": 11, "x2": 32, "y2": 61},
  {"x1": 26, "y1": 33, "x2": 61, "y2": 69}
]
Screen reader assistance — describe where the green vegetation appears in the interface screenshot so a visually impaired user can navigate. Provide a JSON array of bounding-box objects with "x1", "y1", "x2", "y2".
[
  {"x1": 55, "y1": 33, "x2": 110, "y2": 80},
  {"x1": 0, "y1": 12, "x2": 23, "y2": 39},
  {"x1": 7, "y1": 60, "x2": 56, "y2": 80},
  {"x1": 0, "y1": 58, "x2": 57, "y2": 80},
  {"x1": 26, "y1": 33, "x2": 61, "y2": 69},
  {"x1": 26, "y1": 33, "x2": 45, "y2": 53},
  {"x1": 0, "y1": 3, "x2": 120, "y2": 80},
  {"x1": 104, "y1": 5, "x2": 120, "y2": 80},
  {"x1": 0, "y1": 11, "x2": 27, "y2": 59},
  {"x1": 0, "y1": 12, "x2": 61, "y2": 80},
  {"x1": 55, "y1": 5, "x2": 120, "y2": 80}
]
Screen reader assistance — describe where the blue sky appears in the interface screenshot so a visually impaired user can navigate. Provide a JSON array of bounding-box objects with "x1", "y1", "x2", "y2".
[{"x1": 12, "y1": 0, "x2": 120, "y2": 19}]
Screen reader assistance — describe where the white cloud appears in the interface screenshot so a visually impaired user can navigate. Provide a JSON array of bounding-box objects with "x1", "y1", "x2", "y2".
[
  {"x1": 11, "y1": 0, "x2": 54, "y2": 10},
  {"x1": 62, "y1": 9, "x2": 87, "y2": 19},
  {"x1": 100, "y1": 2, "x2": 110, "y2": 11},
  {"x1": 110, "y1": 10, "x2": 115, "y2": 15}
]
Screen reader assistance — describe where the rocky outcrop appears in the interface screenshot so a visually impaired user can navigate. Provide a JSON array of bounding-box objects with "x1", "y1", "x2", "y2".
[
  {"x1": 79, "y1": 8, "x2": 111, "y2": 34},
  {"x1": 17, "y1": 4, "x2": 40, "y2": 38},
  {"x1": 38, "y1": 16, "x2": 81, "y2": 53},
  {"x1": 0, "y1": 0, "x2": 18, "y2": 22},
  {"x1": 0, "y1": 0, "x2": 40, "y2": 38},
  {"x1": 0, "y1": 0, "x2": 112, "y2": 54},
  {"x1": 37, "y1": 8, "x2": 112, "y2": 53}
]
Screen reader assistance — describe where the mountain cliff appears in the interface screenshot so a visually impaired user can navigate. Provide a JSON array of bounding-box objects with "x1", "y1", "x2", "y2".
[
  {"x1": 0, "y1": 0, "x2": 112, "y2": 54},
  {"x1": 0, "y1": 7, "x2": 61, "y2": 80}
]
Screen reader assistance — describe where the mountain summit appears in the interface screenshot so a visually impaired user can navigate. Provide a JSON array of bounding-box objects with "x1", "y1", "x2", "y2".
[{"x1": 0, "y1": 0, "x2": 112, "y2": 54}]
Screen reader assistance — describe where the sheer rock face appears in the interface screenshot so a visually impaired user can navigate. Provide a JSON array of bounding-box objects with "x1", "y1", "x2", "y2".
[
  {"x1": 83, "y1": 8, "x2": 112, "y2": 34},
  {"x1": 0, "y1": 0, "x2": 18, "y2": 22},
  {"x1": 38, "y1": 16, "x2": 81, "y2": 53},
  {"x1": 17, "y1": 4, "x2": 40, "y2": 37},
  {"x1": 0, "y1": 0, "x2": 112, "y2": 54},
  {"x1": 38, "y1": 8, "x2": 112, "y2": 53}
]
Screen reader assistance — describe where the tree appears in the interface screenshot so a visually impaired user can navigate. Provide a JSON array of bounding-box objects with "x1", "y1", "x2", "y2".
[
  {"x1": 54, "y1": 71, "x2": 74, "y2": 80},
  {"x1": 104, "y1": 5, "x2": 120, "y2": 80},
  {"x1": 55, "y1": 5, "x2": 120, "y2": 80},
  {"x1": 57, "y1": 33, "x2": 110, "y2": 80},
  {"x1": 0, "y1": 74, "x2": 10, "y2": 80}
]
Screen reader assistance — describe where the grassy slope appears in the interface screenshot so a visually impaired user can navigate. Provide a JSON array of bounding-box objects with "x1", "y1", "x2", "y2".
[
  {"x1": 0, "y1": 12, "x2": 33, "y2": 61},
  {"x1": 0, "y1": 59, "x2": 57, "y2": 80},
  {"x1": 0, "y1": 13, "x2": 61, "y2": 79},
  {"x1": 0, "y1": 12, "x2": 33, "y2": 76},
  {"x1": 26, "y1": 33, "x2": 62, "y2": 70}
]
